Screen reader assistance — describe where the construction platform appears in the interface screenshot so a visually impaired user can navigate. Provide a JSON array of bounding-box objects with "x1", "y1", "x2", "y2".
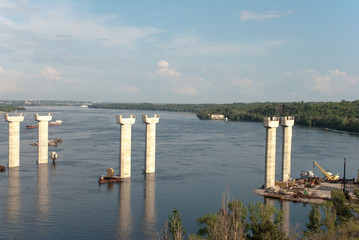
[{"x1": 254, "y1": 181, "x2": 358, "y2": 204}]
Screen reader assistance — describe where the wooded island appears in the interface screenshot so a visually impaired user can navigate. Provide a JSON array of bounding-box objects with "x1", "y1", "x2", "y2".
[{"x1": 90, "y1": 100, "x2": 359, "y2": 133}]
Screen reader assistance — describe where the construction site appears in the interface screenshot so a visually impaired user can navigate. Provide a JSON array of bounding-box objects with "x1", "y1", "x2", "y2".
[{"x1": 254, "y1": 116, "x2": 359, "y2": 204}]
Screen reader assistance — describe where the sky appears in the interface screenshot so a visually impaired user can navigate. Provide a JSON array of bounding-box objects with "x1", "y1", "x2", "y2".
[{"x1": 0, "y1": 0, "x2": 358, "y2": 103}]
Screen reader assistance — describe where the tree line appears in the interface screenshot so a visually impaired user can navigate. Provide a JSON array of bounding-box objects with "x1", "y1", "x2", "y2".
[
  {"x1": 90, "y1": 100, "x2": 359, "y2": 133},
  {"x1": 0, "y1": 105, "x2": 25, "y2": 112}
]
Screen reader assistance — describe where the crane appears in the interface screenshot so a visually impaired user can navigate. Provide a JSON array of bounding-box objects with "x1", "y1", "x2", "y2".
[{"x1": 313, "y1": 161, "x2": 340, "y2": 181}]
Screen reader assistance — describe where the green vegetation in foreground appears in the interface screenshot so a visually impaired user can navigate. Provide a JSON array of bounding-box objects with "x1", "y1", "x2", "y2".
[
  {"x1": 155, "y1": 189, "x2": 359, "y2": 240},
  {"x1": 90, "y1": 100, "x2": 359, "y2": 133},
  {"x1": 0, "y1": 105, "x2": 25, "y2": 112}
]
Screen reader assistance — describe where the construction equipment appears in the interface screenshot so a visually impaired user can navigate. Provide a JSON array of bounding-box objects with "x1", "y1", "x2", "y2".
[{"x1": 313, "y1": 161, "x2": 340, "y2": 181}]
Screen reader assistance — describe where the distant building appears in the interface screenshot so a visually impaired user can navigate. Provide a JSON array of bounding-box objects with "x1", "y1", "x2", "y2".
[{"x1": 210, "y1": 113, "x2": 225, "y2": 120}]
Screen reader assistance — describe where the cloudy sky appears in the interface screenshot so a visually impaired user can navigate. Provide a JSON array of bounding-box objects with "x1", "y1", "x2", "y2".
[{"x1": 0, "y1": 0, "x2": 358, "y2": 103}]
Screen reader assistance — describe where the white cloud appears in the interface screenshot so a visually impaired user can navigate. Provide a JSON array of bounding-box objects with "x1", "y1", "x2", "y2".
[
  {"x1": 160, "y1": 34, "x2": 287, "y2": 57},
  {"x1": 313, "y1": 74, "x2": 331, "y2": 92},
  {"x1": 123, "y1": 85, "x2": 140, "y2": 93},
  {"x1": 233, "y1": 78, "x2": 254, "y2": 86},
  {"x1": 0, "y1": 3, "x2": 161, "y2": 48},
  {"x1": 288, "y1": 69, "x2": 359, "y2": 94},
  {"x1": 158, "y1": 60, "x2": 169, "y2": 68},
  {"x1": 41, "y1": 66, "x2": 61, "y2": 80},
  {"x1": 0, "y1": 66, "x2": 28, "y2": 92},
  {"x1": 172, "y1": 86, "x2": 197, "y2": 95},
  {"x1": 156, "y1": 60, "x2": 182, "y2": 77},
  {"x1": 240, "y1": 10, "x2": 293, "y2": 21}
]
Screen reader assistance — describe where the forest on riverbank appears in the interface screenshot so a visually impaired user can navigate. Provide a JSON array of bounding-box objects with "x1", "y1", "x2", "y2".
[
  {"x1": 0, "y1": 105, "x2": 25, "y2": 112},
  {"x1": 90, "y1": 100, "x2": 359, "y2": 133}
]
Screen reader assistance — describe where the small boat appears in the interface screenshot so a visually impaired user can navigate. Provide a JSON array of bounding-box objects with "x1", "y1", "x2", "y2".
[
  {"x1": 26, "y1": 124, "x2": 38, "y2": 129},
  {"x1": 49, "y1": 120, "x2": 63, "y2": 126},
  {"x1": 0, "y1": 165, "x2": 5, "y2": 172},
  {"x1": 98, "y1": 176, "x2": 123, "y2": 184}
]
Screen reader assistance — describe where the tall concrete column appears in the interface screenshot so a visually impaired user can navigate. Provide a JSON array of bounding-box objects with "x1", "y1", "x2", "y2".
[
  {"x1": 116, "y1": 115, "x2": 136, "y2": 178},
  {"x1": 142, "y1": 114, "x2": 160, "y2": 173},
  {"x1": 264, "y1": 117, "x2": 279, "y2": 189},
  {"x1": 281, "y1": 116, "x2": 295, "y2": 182},
  {"x1": 35, "y1": 113, "x2": 53, "y2": 164},
  {"x1": 4, "y1": 113, "x2": 25, "y2": 168}
]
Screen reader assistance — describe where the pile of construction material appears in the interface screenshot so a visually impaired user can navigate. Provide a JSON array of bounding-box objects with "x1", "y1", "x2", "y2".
[{"x1": 30, "y1": 138, "x2": 63, "y2": 146}]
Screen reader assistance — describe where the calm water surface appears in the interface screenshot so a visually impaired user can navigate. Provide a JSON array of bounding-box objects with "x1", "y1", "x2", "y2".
[{"x1": 1, "y1": 106, "x2": 358, "y2": 239}]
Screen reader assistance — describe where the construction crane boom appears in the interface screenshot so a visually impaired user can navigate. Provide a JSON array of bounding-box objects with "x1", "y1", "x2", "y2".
[{"x1": 313, "y1": 161, "x2": 340, "y2": 181}]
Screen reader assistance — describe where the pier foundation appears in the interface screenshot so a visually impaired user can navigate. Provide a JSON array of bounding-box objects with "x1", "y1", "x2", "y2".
[
  {"x1": 142, "y1": 114, "x2": 160, "y2": 173},
  {"x1": 264, "y1": 117, "x2": 279, "y2": 189},
  {"x1": 35, "y1": 113, "x2": 53, "y2": 164},
  {"x1": 4, "y1": 114, "x2": 25, "y2": 168},
  {"x1": 116, "y1": 115, "x2": 136, "y2": 178},
  {"x1": 281, "y1": 116, "x2": 295, "y2": 182}
]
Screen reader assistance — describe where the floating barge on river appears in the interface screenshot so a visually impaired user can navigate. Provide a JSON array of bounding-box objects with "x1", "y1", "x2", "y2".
[
  {"x1": 26, "y1": 120, "x2": 63, "y2": 129},
  {"x1": 254, "y1": 180, "x2": 358, "y2": 204},
  {"x1": 98, "y1": 176, "x2": 123, "y2": 184},
  {"x1": 98, "y1": 168, "x2": 123, "y2": 184}
]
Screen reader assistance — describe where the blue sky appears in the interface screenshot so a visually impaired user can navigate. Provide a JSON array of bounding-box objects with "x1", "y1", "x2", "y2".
[{"x1": 0, "y1": 0, "x2": 358, "y2": 103}]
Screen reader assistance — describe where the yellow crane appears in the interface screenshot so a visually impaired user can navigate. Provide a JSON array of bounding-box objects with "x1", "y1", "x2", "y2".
[{"x1": 313, "y1": 161, "x2": 340, "y2": 181}]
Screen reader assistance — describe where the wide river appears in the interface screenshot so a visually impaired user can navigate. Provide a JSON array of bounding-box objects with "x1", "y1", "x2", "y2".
[{"x1": 0, "y1": 106, "x2": 358, "y2": 239}]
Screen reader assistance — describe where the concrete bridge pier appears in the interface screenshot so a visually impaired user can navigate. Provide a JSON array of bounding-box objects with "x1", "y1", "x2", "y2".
[
  {"x1": 264, "y1": 117, "x2": 279, "y2": 189},
  {"x1": 4, "y1": 113, "x2": 25, "y2": 168},
  {"x1": 142, "y1": 114, "x2": 160, "y2": 173},
  {"x1": 35, "y1": 113, "x2": 53, "y2": 164},
  {"x1": 281, "y1": 116, "x2": 295, "y2": 182},
  {"x1": 116, "y1": 115, "x2": 136, "y2": 178}
]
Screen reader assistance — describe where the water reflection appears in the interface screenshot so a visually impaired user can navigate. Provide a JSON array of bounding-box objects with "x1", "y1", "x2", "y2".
[
  {"x1": 51, "y1": 162, "x2": 57, "y2": 174},
  {"x1": 264, "y1": 198, "x2": 290, "y2": 236},
  {"x1": 117, "y1": 179, "x2": 132, "y2": 240},
  {"x1": 143, "y1": 174, "x2": 157, "y2": 238},
  {"x1": 7, "y1": 168, "x2": 20, "y2": 224},
  {"x1": 264, "y1": 197, "x2": 275, "y2": 222},
  {"x1": 281, "y1": 201, "x2": 290, "y2": 236},
  {"x1": 37, "y1": 164, "x2": 49, "y2": 220}
]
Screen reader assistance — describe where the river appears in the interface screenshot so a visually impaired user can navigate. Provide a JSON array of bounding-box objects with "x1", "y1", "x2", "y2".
[{"x1": 0, "y1": 106, "x2": 358, "y2": 239}]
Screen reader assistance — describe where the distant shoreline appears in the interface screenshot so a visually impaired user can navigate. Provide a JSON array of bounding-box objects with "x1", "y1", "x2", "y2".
[{"x1": 2, "y1": 100, "x2": 359, "y2": 133}]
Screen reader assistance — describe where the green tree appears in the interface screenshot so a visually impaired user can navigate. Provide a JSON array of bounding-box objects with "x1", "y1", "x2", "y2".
[
  {"x1": 168, "y1": 208, "x2": 186, "y2": 240},
  {"x1": 331, "y1": 190, "x2": 352, "y2": 224},
  {"x1": 247, "y1": 202, "x2": 288, "y2": 240},
  {"x1": 305, "y1": 204, "x2": 321, "y2": 234}
]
